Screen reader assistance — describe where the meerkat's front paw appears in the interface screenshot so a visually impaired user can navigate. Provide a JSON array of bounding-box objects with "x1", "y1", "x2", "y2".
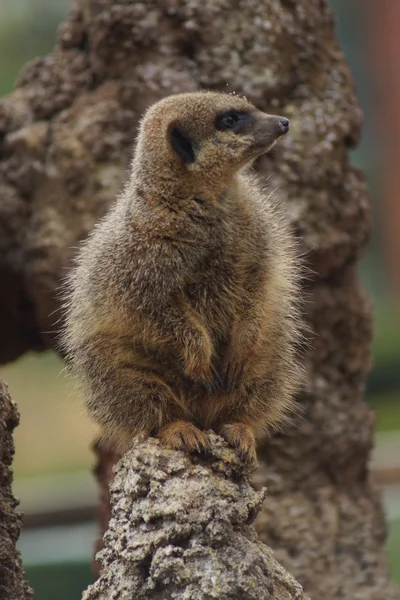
[
  {"x1": 219, "y1": 422, "x2": 257, "y2": 466},
  {"x1": 157, "y1": 420, "x2": 210, "y2": 453}
]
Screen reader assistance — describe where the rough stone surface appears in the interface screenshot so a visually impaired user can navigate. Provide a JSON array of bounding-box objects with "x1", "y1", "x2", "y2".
[
  {"x1": 84, "y1": 435, "x2": 309, "y2": 600},
  {"x1": 0, "y1": 380, "x2": 33, "y2": 600},
  {"x1": 0, "y1": 0, "x2": 398, "y2": 598}
]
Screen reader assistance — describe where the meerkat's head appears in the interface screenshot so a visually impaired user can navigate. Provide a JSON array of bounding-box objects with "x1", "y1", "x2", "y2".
[{"x1": 132, "y1": 91, "x2": 289, "y2": 197}]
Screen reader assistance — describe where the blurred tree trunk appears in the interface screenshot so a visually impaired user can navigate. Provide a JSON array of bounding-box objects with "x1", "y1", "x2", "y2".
[
  {"x1": 0, "y1": 381, "x2": 33, "y2": 600},
  {"x1": 0, "y1": 0, "x2": 398, "y2": 598}
]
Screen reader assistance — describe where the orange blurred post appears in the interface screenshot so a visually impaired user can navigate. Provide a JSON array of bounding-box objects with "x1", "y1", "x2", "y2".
[{"x1": 366, "y1": 0, "x2": 400, "y2": 299}]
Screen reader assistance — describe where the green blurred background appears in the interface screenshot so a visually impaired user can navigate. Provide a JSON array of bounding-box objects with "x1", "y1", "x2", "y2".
[{"x1": 0, "y1": 1, "x2": 399, "y2": 598}]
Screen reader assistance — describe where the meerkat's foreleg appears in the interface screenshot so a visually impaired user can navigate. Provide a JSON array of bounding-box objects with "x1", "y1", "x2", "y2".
[
  {"x1": 217, "y1": 366, "x2": 296, "y2": 464},
  {"x1": 151, "y1": 302, "x2": 219, "y2": 391},
  {"x1": 221, "y1": 315, "x2": 263, "y2": 392},
  {"x1": 220, "y1": 264, "x2": 267, "y2": 392},
  {"x1": 83, "y1": 364, "x2": 188, "y2": 451}
]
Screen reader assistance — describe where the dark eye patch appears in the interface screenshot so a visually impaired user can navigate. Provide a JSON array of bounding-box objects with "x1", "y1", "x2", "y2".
[{"x1": 215, "y1": 110, "x2": 254, "y2": 133}]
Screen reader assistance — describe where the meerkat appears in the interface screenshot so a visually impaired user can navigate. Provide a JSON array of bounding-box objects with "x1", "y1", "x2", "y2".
[{"x1": 61, "y1": 91, "x2": 303, "y2": 464}]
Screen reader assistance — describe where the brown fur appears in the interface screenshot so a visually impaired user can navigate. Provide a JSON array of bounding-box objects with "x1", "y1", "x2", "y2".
[{"x1": 61, "y1": 91, "x2": 303, "y2": 464}]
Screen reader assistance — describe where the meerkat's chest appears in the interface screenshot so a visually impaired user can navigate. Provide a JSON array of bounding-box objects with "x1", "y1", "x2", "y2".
[
  {"x1": 184, "y1": 234, "x2": 255, "y2": 322},
  {"x1": 184, "y1": 201, "x2": 269, "y2": 319}
]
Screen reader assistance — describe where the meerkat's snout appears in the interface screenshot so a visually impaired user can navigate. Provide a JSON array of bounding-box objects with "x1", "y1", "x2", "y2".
[
  {"x1": 260, "y1": 114, "x2": 289, "y2": 135},
  {"x1": 249, "y1": 113, "x2": 289, "y2": 157},
  {"x1": 278, "y1": 117, "x2": 289, "y2": 134}
]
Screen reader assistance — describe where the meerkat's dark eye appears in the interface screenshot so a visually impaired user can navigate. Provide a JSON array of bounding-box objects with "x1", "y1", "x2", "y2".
[
  {"x1": 215, "y1": 110, "x2": 253, "y2": 133},
  {"x1": 220, "y1": 113, "x2": 240, "y2": 128}
]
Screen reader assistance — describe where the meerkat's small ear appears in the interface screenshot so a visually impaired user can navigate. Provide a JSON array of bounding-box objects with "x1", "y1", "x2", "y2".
[{"x1": 167, "y1": 122, "x2": 195, "y2": 164}]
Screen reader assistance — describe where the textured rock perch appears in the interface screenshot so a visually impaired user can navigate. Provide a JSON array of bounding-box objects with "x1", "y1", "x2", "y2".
[
  {"x1": 84, "y1": 435, "x2": 308, "y2": 600},
  {"x1": 0, "y1": 380, "x2": 33, "y2": 600}
]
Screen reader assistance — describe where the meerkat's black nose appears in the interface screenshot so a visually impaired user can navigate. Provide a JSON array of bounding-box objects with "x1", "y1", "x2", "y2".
[{"x1": 279, "y1": 118, "x2": 289, "y2": 133}]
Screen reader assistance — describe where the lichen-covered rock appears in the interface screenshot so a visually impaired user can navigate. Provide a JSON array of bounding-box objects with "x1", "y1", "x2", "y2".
[{"x1": 84, "y1": 435, "x2": 308, "y2": 600}]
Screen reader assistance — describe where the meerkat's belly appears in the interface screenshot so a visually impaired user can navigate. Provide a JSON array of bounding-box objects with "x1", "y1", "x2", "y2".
[
  {"x1": 187, "y1": 390, "x2": 238, "y2": 429},
  {"x1": 186, "y1": 269, "x2": 239, "y2": 336}
]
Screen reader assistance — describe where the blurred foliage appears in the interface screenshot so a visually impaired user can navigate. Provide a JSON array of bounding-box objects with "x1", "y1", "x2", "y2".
[
  {"x1": 1, "y1": 352, "x2": 94, "y2": 476},
  {"x1": 25, "y1": 562, "x2": 91, "y2": 600},
  {"x1": 372, "y1": 301, "x2": 400, "y2": 366},
  {"x1": 370, "y1": 393, "x2": 400, "y2": 432},
  {"x1": 388, "y1": 518, "x2": 400, "y2": 583},
  {"x1": 0, "y1": 0, "x2": 70, "y2": 96}
]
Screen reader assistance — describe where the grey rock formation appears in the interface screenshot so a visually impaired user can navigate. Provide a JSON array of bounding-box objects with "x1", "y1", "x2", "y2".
[{"x1": 84, "y1": 435, "x2": 309, "y2": 600}]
